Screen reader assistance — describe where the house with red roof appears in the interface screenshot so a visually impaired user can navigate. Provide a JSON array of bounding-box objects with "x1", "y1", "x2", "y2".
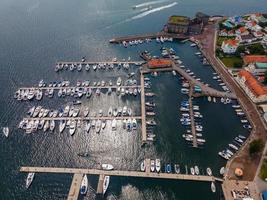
[
  {"x1": 235, "y1": 27, "x2": 249, "y2": 36},
  {"x1": 243, "y1": 55, "x2": 267, "y2": 65},
  {"x1": 221, "y1": 39, "x2": 239, "y2": 54}
]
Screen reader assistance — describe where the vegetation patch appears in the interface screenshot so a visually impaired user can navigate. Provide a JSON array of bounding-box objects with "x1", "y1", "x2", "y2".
[
  {"x1": 260, "y1": 159, "x2": 267, "y2": 181},
  {"x1": 249, "y1": 139, "x2": 265, "y2": 155},
  {"x1": 216, "y1": 36, "x2": 235, "y2": 46},
  {"x1": 220, "y1": 56, "x2": 243, "y2": 68}
]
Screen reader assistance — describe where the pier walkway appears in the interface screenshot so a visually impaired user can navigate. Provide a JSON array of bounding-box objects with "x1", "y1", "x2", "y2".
[
  {"x1": 57, "y1": 61, "x2": 143, "y2": 65},
  {"x1": 189, "y1": 87, "x2": 198, "y2": 148},
  {"x1": 20, "y1": 166, "x2": 223, "y2": 182},
  {"x1": 109, "y1": 32, "x2": 188, "y2": 43},
  {"x1": 140, "y1": 71, "x2": 147, "y2": 143},
  {"x1": 67, "y1": 173, "x2": 83, "y2": 200}
]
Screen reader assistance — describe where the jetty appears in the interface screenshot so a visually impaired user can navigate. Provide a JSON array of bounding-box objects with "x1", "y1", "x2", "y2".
[
  {"x1": 140, "y1": 71, "x2": 147, "y2": 143},
  {"x1": 67, "y1": 173, "x2": 83, "y2": 200},
  {"x1": 23, "y1": 116, "x2": 142, "y2": 121},
  {"x1": 188, "y1": 86, "x2": 198, "y2": 148},
  {"x1": 20, "y1": 166, "x2": 223, "y2": 182},
  {"x1": 109, "y1": 32, "x2": 188, "y2": 43},
  {"x1": 57, "y1": 61, "x2": 143, "y2": 65}
]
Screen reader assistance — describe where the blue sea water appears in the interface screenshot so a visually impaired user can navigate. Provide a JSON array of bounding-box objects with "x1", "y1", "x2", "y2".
[{"x1": 0, "y1": 0, "x2": 266, "y2": 199}]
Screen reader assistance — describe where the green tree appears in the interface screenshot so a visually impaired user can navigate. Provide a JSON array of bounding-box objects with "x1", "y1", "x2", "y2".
[
  {"x1": 249, "y1": 139, "x2": 265, "y2": 155},
  {"x1": 233, "y1": 59, "x2": 243, "y2": 68}
]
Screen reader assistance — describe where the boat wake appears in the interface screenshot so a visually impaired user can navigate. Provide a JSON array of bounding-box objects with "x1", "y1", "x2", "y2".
[
  {"x1": 133, "y1": 0, "x2": 169, "y2": 8},
  {"x1": 131, "y1": 2, "x2": 178, "y2": 20},
  {"x1": 104, "y1": 2, "x2": 178, "y2": 29}
]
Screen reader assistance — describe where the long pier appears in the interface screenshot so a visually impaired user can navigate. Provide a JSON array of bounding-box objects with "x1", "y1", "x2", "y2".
[
  {"x1": 189, "y1": 87, "x2": 198, "y2": 148},
  {"x1": 140, "y1": 71, "x2": 147, "y2": 143},
  {"x1": 20, "y1": 166, "x2": 223, "y2": 182},
  {"x1": 109, "y1": 32, "x2": 188, "y2": 43}
]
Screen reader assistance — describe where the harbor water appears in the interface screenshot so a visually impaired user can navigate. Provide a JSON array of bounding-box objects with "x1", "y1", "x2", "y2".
[{"x1": 0, "y1": 0, "x2": 266, "y2": 199}]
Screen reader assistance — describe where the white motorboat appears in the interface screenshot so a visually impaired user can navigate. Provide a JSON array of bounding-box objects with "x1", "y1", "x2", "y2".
[
  {"x1": 2, "y1": 127, "x2": 9, "y2": 137},
  {"x1": 150, "y1": 160, "x2": 155, "y2": 172},
  {"x1": 194, "y1": 166, "x2": 199, "y2": 175},
  {"x1": 96, "y1": 120, "x2": 101, "y2": 133},
  {"x1": 26, "y1": 172, "x2": 35, "y2": 189},
  {"x1": 80, "y1": 175, "x2": 88, "y2": 195},
  {"x1": 59, "y1": 120, "x2": 66, "y2": 133},
  {"x1": 116, "y1": 77, "x2": 122, "y2": 86},
  {"x1": 103, "y1": 175, "x2": 110, "y2": 195},
  {"x1": 206, "y1": 167, "x2": 212, "y2": 176},
  {"x1": 220, "y1": 167, "x2": 225, "y2": 175},
  {"x1": 112, "y1": 119, "x2": 117, "y2": 131},
  {"x1": 101, "y1": 164, "x2": 114, "y2": 170},
  {"x1": 83, "y1": 107, "x2": 89, "y2": 117},
  {"x1": 84, "y1": 121, "x2": 91, "y2": 133},
  {"x1": 50, "y1": 120, "x2": 55, "y2": 132},
  {"x1": 141, "y1": 160, "x2": 146, "y2": 172},
  {"x1": 211, "y1": 182, "x2": 216, "y2": 193},
  {"x1": 69, "y1": 120, "x2": 76, "y2": 136},
  {"x1": 155, "y1": 159, "x2": 161, "y2": 173},
  {"x1": 190, "y1": 167, "x2": 195, "y2": 175}
]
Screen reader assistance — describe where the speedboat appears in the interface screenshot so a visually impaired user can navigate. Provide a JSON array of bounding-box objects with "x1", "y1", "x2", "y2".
[
  {"x1": 155, "y1": 159, "x2": 161, "y2": 173},
  {"x1": 108, "y1": 107, "x2": 113, "y2": 116},
  {"x1": 111, "y1": 119, "x2": 117, "y2": 130},
  {"x1": 206, "y1": 168, "x2": 212, "y2": 176},
  {"x1": 116, "y1": 77, "x2": 122, "y2": 86},
  {"x1": 101, "y1": 164, "x2": 114, "y2": 170},
  {"x1": 101, "y1": 120, "x2": 106, "y2": 129},
  {"x1": 103, "y1": 175, "x2": 110, "y2": 195},
  {"x1": 26, "y1": 173, "x2": 35, "y2": 189},
  {"x1": 220, "y1": 167, "x2": 225, "y2": 175},
  {"x1": 141, "y1": 160, "x2": 146, "y2": 172},
  {"x1": 80, "y1": 175, "x2": 88, "y2": 195},
  {"x1": 229, "y1": 143, "x2": 238, "y2": 151},
  {"x1": 50, "y1": 120, "x2": 55, "y2": 132},
  {"x1": 43, "y1": 120, "x2": 50, "y2": 132},
  {"x1": 150, "y1": 160, "x2": 155, "y2": 172},
  {"x1": 84, "y1": 121, "x2": 91, "y2": 133},
  {"x1": 83, "y1": 107, "x2": 89, "y2": 117},
  {"x1": 96, "y1": 120, "x2": 101, "y2": 133},
  {"x1": 2, "y1": 127, "x2": 9, "y2": 137},
  {"x1": 174, "y1": 164, "x2": 180, "y2": 174},
  {"x1": 132, "y1": 118, "x2": 137, "y2": 130},
  {"x1": 211, "y1": 182, "x2": 216, "y2": 193}
]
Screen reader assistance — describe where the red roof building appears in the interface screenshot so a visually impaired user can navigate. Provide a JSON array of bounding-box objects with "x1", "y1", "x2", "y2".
[
  {"x1": 243, "y1": 55, "x2": 267, "y2": 64},
  {"x1": 147, "y1": 59, "x2": 172, "y2": 69},
  {"x1": 238, "y1": 70, "x2": 267, "y2": 97}
]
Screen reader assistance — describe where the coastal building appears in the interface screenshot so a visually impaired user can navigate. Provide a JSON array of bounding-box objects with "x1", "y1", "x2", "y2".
[
  {"x1": 147, "y1": 59, "x2": 172, "y2": 69},
  {"x1": 195, "y1": 12, "x2": 210, "y2": 25},
  {"x1": 253, "y1": 30, "x2": 265, "y2": 38},
  {"x1": 235, "y1": 70, "x2": 267, "y2": 103},
  {"x1": 221, "y1": 39, "x2": 239, "y2": 54},
  {"x1": 228, "y1": 15, "x2": 243, "y2": 26},
  {"x1": 165, "y1": 15, "x2": 190, "y2": 34},
  {"x1": 245, "y1": 62, "x2": 267, "y2": 74}
]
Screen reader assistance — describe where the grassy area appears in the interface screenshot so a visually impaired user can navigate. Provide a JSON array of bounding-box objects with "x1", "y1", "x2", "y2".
[
  {"x1": 260, "y1": 159, "x2": 267, "y2": 181},
  {"x1": 221, "y1": 56, "x2": 243, "y2": 68},
  {"x1": 216, "y1": 36, "x2": 235, "y2": 46}
]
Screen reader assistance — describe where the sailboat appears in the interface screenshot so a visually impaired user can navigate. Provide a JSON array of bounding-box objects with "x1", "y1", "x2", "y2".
[
  {"x1": 26, "y1": 173, "x2": 35, "y2": 189},
  {"x1": 80, "y1": 175, "x2": 88, "y2": 195},
  {"x1": 103, "y1": 175, "x2": 110, "y2": 195}
]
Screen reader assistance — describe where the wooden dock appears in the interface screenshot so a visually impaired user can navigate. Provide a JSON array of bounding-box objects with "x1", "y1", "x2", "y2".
[
  {"x1": 67, "y1": 173, "x2": 83, "y2": 200},
  {"x1": 96, "y1": 174, "x2": 104, "y2": 194},
  {"x1": 189, "y1": 87, "x2": 198, "y2": 148},
  {"x1": 140, "y1": 71, "x2": 147, "y2": 143},
  {"x1": 20, "y1": 166, "x2": 223, "y2": 182},
  {"x1": 109, "y1": 32, "x2": 188, "y2": 43}
]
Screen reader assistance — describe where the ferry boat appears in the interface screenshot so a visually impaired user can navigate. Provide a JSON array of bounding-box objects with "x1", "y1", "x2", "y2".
[
  {"x1": 206, "y1": 167, "x2": 212, "y2": 176},
  {"x1": 26, "y1": 172, "x2": 35, "y2": 189},
  {"x1": 2, "y1": 127, "x2": 9, "y2": 137},
  {"x1": 141, "y1": 160, "x2": 146, "y2": 172},
  {"x1": 80, "y1": 175, "x2": 88, "y2": 195},
  {"x1": 174, "y1": 164, "x2": 180, "y2": 174},
  {"x1": 101, "y1": 164, "x2": 114, "y2": 170},
  {"x1": 150, "y1": 160, "x2": 155, "y2": 172},
  {"x1": 155, "y1": 159, "x2": 161, "y2": 173},
  {"x1": 211, "y1": 182, "x2": 216, "y2": 193},
  {"x1": 103, "y1": 175, "x2": 110, "y2": 195}
]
